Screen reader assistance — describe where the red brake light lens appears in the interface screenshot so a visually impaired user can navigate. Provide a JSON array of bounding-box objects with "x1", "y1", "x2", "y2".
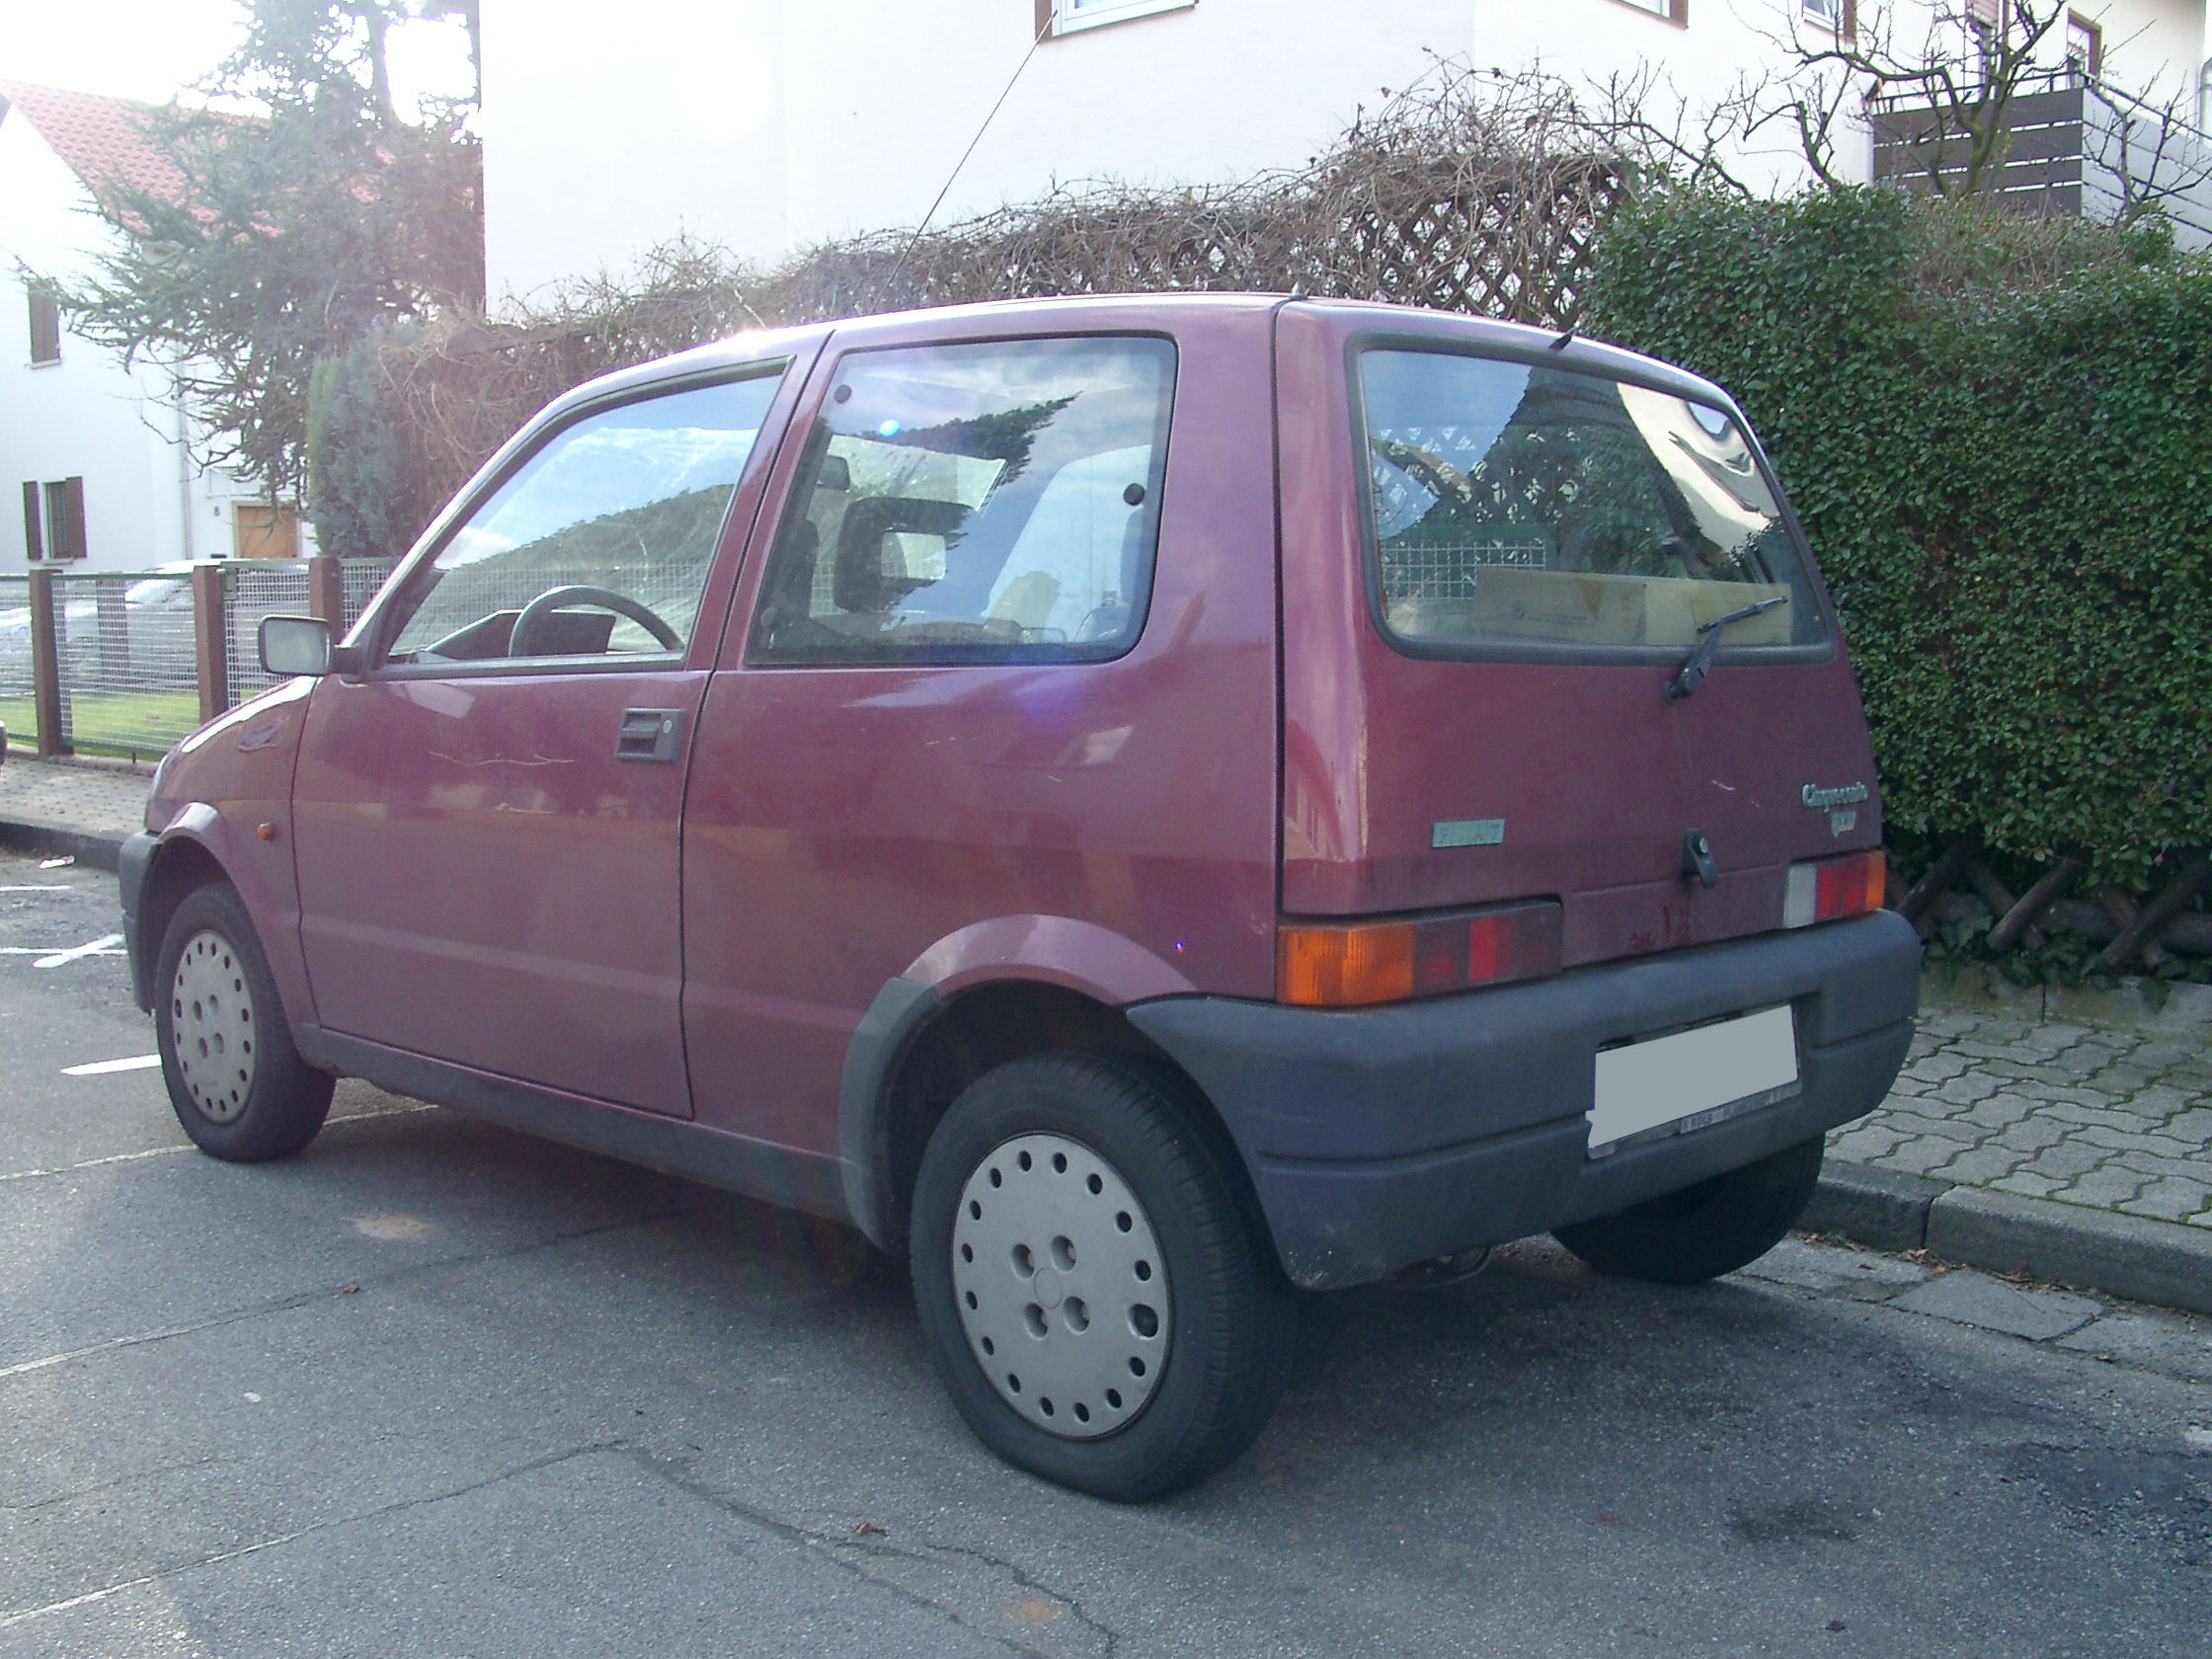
[
  {"x1": 1783, "y1": 849, "x2": 1886, "y2": 928},
  {"x1": 1278, "y1": 901, "x2": 1562, "y2": 1008}
]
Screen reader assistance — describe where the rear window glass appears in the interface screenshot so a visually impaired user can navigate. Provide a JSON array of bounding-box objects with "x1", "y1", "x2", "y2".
[
  {"x1": 750, "y1": 336, "x2": 1174, "y2": 666},
  {"x1": 1358, "y1": 350, "x2": 1826, "y2": 655}
]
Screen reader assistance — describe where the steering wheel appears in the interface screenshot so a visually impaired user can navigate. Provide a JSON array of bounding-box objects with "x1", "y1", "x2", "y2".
[{"x1": 510, "y1": 585, "x2": 681, "y2": 657}]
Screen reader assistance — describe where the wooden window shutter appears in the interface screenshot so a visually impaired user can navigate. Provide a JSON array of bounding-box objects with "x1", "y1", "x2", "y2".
[
  {"x1": 61, "y1": 476, "x2": 86, "y2": 561},
  {"x1": 22, "y1": 481, "x2": 42, "y2": 561},
  {"x1": 27, "y1": 289, "x2": 60, "y2": 364}
]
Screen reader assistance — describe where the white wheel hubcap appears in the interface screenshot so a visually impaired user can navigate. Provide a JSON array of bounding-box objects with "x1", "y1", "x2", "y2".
[
  {"x1": 171, "y1": 929, "x2": 256, "y2": 1125},
  {"x1": 952, "y1": 1133, "x2": 1171, "y2": 1439}
]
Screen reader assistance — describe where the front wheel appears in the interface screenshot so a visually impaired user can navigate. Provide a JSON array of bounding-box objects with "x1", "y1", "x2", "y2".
[
  {"x1": 155, "y1": 881, "x2": 334, "y2": 1162},
  {"x1": 1553, "y1": 1137, "x2": 1825, "y2": 1286},
  {"x1": 910, "y1": 1054, "x2": 1296, "y2": 1502}
]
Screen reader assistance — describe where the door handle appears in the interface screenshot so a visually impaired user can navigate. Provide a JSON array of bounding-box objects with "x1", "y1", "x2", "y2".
[{"x1": 616, "y1": 707, "x2": 687, "y2": 763}]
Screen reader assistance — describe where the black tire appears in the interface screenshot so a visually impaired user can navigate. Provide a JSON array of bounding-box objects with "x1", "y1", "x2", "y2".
[
  {"x1": 1553, "y1": 1137, "x2": 1825, "y2": 1286},
  {"x1": 155, "y1": 881, "x2": 334, "y2": 1162},
  {"x1": 910, "y1": 1054, "x2": 1296, "y2": 1502}
]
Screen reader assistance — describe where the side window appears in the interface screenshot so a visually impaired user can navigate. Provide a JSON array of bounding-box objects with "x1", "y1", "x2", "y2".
[
  {"x1": 750, "y1": 337, "x2": 1174, "y2": 666},
  {"x1": 383, "y1": 371, "x2": 783, "y2": 666}
]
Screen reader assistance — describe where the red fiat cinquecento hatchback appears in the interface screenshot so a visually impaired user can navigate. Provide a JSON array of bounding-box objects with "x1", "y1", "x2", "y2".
[{"x1": 120, "y1": 294, "x2": 1919, "y2": 1499}]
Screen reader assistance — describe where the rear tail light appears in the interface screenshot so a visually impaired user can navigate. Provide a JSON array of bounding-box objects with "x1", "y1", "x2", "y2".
[
  {"x1": 1278, "y1": 901, "x2": 1562, "y2": 1008},
  {"x1": 1783, "y1": 849, "x2": 1886, "y2": 929}
]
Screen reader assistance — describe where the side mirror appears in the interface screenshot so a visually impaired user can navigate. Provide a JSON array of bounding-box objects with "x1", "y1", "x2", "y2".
[{"x1": 258, "y1": 614, "x2": 360, "y2": 677}]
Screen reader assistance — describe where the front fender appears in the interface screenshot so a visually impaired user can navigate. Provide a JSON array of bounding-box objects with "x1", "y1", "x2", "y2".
[{"x1": 136, "y1": 805, "x2": 318, "y2": 1033}]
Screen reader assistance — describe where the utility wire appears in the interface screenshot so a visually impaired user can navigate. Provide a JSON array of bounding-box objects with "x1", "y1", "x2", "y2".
[{"x1": 891, "y1": 12, "x2": 1053, "y2": 293}]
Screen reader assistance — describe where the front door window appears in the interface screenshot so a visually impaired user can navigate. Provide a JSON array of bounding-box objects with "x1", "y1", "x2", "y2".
[{"x1": 384, "y1": 373, "x2": 784, "y2": 666}]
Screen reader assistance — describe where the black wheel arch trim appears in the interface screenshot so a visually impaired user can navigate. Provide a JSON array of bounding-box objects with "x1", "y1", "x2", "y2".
[
  {"x1": 118, "y1": 830, "x2": 159, "y2": 1010},
  {"x1": 837, "y1": 975, "x2": 944, "y2": 1252}
]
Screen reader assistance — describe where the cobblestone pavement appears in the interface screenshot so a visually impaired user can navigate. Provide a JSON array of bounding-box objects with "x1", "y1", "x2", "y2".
[
  {"x1": 1829, "y1": 1006, "x2": 2212, "y2": 1228},
  {"x1": 0, "y1": 755, "x2": 149, "y2": 843}
]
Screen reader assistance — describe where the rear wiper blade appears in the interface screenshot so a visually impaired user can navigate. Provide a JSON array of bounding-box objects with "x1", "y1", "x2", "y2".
[{"x1": 1662, "y1": 595, "x2": 1788, "y2": 703}]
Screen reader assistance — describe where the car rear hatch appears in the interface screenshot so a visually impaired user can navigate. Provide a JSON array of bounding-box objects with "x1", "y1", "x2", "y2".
[{"x1": 1275, "y1": 302, "x2": 1885, "y2": 975}]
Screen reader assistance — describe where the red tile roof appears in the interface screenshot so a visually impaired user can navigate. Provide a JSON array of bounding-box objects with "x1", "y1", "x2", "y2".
[{"x1": 0, "y1": 81, "x2": 189, "y2": 206}]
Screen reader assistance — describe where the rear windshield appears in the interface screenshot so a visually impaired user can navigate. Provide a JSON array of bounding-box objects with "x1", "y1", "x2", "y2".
[{"x1": 1357, "y1": 350, "x2": 1827, "y2": 656}]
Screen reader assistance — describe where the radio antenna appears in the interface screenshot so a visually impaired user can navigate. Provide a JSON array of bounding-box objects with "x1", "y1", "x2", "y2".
[{"x1": 891, "y1": 12, "x2": 1052, "y2": 296}]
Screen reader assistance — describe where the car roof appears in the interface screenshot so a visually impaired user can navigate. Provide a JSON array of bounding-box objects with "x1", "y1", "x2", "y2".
[{"x1": 540, "y1": 292, "x2": 1739, "y2": 428}]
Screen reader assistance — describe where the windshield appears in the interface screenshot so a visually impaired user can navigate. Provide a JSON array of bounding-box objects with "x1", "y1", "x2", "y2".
[{"x1": 1358, "y1": 350, "x2": 1827, "y2": 655}]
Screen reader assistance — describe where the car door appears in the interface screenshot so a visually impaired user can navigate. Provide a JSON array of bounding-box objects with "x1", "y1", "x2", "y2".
[
  {"x1": 290, "y1": 358, "x2": 806, "y2": 1115},
  {"x1": 679, "y1": 319, "x2": 1283, "y2": 1155}
]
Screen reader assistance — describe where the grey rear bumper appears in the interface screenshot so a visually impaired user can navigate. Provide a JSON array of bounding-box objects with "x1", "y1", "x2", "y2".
[{"x1": 1128, "y1": 909, "x2": 1921, "y2": 1290}]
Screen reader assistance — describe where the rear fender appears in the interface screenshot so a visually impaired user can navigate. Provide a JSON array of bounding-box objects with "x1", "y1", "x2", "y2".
[{"x1": 836, "y1": 916, "x2": 1198, "y2": 1250}]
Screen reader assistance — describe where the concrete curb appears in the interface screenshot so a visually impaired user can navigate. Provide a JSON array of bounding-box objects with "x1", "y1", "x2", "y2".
[
  {"x1": 0, "y1": 816, "x2": 126, "y2": 872},
  {"x1": 1801, "y1": 1162, "x2": 1946, "y2": 1254},
  {"x1": 1921, "y1": 964, "x2": 2212, "y2": 1044},
  {"x1": 1807, "y1": 1162, "x2": 2212, "y2": 1316}
]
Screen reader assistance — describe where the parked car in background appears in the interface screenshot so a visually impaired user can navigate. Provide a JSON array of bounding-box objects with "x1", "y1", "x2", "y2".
[
  {"x1": 0, "y1": 568, "x2": 195, "y2": 682},
  {"x1": 118, "y1": 295, "x2": 1920, "y2": 1500}
]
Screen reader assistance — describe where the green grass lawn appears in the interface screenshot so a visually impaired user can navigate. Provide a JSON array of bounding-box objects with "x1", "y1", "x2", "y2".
[{"x1": 0, "y1": 689, "x2": 200, "y2": 762}]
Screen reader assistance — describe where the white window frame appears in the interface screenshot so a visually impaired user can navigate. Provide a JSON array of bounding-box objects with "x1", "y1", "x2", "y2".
[
  {"x1": 2064, "y1": 12, "x2": 2101, "y2": 78},
  {"x1": 1606, "y1": 0, "x2": 1688, "y2": 25},
  {"x1": 1045, "y1": 0, "x2": 1196, "y2": 38}
]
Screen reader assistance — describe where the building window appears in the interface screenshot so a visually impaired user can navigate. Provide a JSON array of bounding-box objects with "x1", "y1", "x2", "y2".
[
  {"x1": 1039, "y1": 0, "x2": 1196, "y2": 37},
  {"x1": 1965, "y1": 0, "x2": 2001, "y2": 82},
  {"x1": 40, "y1": 478, "x2": 86, "y2": 561},
  {"x1": 2066, "y1": 13, "x2": 2102, "y2": 79},
  {"x1": 1803, "y1": 0, "x2": 1855, "y2": 34},
  {"x1": 27, "y1": 288, "x2": 60, "y2": 365},
  {"x1": 1610, "y1": 0, "x2": 1688, "y2": 23}
]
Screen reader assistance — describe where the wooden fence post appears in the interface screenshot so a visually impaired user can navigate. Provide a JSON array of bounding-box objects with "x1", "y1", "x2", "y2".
[
  {"x1": 27, "y1": 567, "x2": 68, "y2": 758},
  {"x1": 192, "y1": 563, "x2": 228, "y2": 724},
  {"x1": 307, "y1": 554, "x2": 344, "y2": 628}
]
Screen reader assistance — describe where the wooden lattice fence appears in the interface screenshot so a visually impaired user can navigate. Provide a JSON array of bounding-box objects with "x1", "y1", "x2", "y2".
[
  {"x1": 358, "y1": 67, "x2": 1629, "y2": 522},
  {"x1": 1892, "y1": 837, "x2": 2212, "y2": 973}
]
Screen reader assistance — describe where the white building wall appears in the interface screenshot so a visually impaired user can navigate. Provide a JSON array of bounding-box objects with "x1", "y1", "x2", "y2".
[
  {"x1": 0, "y1": 107, "x2": 251, "y2": 575},
  {"x1": 482, "y1": 0, "x2": 2211, "y2": 300},
  {"x1": 484, "y1": 0, "x2": 1854, "y2": 300}
]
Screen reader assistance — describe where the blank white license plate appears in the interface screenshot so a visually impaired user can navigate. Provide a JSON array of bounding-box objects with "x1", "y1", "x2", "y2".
[{"x1": 1588, "y1": 1005, "x2": 1800, "y2": 1157}]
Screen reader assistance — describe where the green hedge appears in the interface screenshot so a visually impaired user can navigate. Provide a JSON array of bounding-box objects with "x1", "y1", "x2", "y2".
[{"x1": 1587, "y1": 189, "x2": 2212, "y2": 889}]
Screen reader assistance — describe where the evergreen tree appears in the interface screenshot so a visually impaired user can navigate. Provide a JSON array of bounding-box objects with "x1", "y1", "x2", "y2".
[{"x1": 59, "y1": 0, "x2": 482, "y2": 503}]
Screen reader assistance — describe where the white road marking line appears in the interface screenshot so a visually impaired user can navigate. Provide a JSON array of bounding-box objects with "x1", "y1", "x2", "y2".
[
  {"x1": 28, "y1": 934, "x2": 124, "y2": 968},
  {"x1": 61, "y1": 1055, "x2": 162, "y2": 1076},
  {"x1": 0, "y1": 1104, "x2": 437, "y2": 1182},
  {"x1": 0, "y1": 1445, "x2": 610, "y2": 1629},
  {"x1": 39, "y1": 856, "x2": 74, "y2": 868},
  {"x1": 0, "y1": 885, "x2": 73, "y2": 893},
  {"x1": 0, "y1": 1524, "x2": 323, "y2": 1629}
]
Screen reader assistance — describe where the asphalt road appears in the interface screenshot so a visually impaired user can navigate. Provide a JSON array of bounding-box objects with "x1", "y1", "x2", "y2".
[{"x1": 2, "y1": 848, "x2": 2207, "y2": 1657}]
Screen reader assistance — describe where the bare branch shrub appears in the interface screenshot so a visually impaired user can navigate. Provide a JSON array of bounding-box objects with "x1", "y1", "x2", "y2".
[{"x1": 353, "y1": 60, "x2": 1630, "y2": 530}]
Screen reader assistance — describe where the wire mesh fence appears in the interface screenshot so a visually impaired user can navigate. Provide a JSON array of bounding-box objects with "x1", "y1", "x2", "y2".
[
  {"x1": 222, "y1": 562, "x2": 314, "y2": 709},
  {"x1": 2, "y1": 558, "x2": 404, "y2": 762},
  {"x1": 48, "y1": 570, "x2": 199, "y2": 762},
  {"x1": 340, "y1": 558, "x2": 397, "y2": 634},
  {"x1": 0, "y1": 572, "x2": 36, "y2": 750}
]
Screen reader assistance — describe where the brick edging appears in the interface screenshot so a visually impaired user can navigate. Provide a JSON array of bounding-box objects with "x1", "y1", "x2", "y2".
[{"x1": 1805, "y1": 1162, "x2": 2212, "y2": 1316}]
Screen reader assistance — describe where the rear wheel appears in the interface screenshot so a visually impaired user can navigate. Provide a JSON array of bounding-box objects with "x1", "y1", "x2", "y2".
[
  {"x1": 1553, "y1": 1137, "x2": 1825, "y2": 1286},
  {"x1": 910, "y1": 1054, "x2": 1296, "y2": 1501},
  {"x1": 155, "y1": 882, "x2": 333, "y2": 1162}
]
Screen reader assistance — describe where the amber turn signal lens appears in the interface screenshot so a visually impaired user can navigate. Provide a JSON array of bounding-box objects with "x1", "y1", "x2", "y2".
[
  {"x1": 1278, "y1": 901, "x2": 1563, "y2": 1008},
  {"x1": 1783, "y1": 849, "x2": 1885, "y2": 928},
  {"x1": 1277, "y1": 921, "x2": 1416, "y2": 1008}
]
